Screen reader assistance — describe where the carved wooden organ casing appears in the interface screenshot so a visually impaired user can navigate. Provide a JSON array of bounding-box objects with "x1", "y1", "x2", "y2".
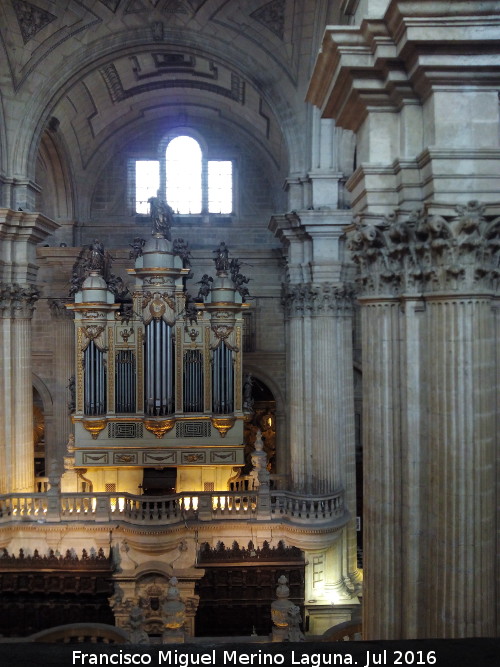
[{"x1": 66, "y1": 236, "x2": 248, "y2": 473}]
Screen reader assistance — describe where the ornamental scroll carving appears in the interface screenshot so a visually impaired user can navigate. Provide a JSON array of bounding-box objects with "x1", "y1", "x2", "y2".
[
  {"x1": 0, "y1": 283, "x2": 39, "y2": 318},
  {"x1": 209, "y1": 323, "x2": 239, "y2": 351},
  {"x1": 80, "y1": 325, "x2": 106, "y2": 351},
  {"x1": 281, "y1": 283, "x2": 354, "y2": 318},
  {"x1": 347, "y1": 201, "x2": 500, "y2": 296},
  {"x1": 142, "y1": 291, "x2": 176, "y2": 326}
]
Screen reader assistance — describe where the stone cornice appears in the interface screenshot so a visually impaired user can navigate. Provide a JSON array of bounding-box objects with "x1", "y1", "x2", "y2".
[
  {"x1": 0, "y1": 208, "x2": 59, "y2": 245},
  {"x1": 347, "y1": 201, "x2": 500, "y2": 296},
  {"x1": 307, "y1": 1, "x2": 500, "y2": 126}
]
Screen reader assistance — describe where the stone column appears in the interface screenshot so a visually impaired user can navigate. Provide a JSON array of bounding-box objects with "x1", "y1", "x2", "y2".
[
  {"x1": 348, "y1": 202, "x2": 499, "y2": 638},
  {"x1": 270, "y1": 210, "x2": 361, "y2": 600},
  {"x1": 48, "y1": 298, "x2": 75, "y2": 475},
  {"x1": 0, "y1": 285, "x2": 39, "y2": 492},
  {"x1": 359, "y1": 298, "x2": 403, "y2": 638},
  {"x1": 283, "y1": 283, "x2": 355, "y2": 495},
  {"x1": 423, "y1": 295, "x2": 496, "y2": 637},
  {"x1": 0, "y1": 209, "x2": 59, "y2": 494}
]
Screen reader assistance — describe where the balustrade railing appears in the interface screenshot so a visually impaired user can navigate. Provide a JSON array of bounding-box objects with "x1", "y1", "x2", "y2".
[
  {"x1": 0, "y1": 488, "x2": 345, "y2": 527},
  {"x1": 270, "y1": 490, "x2": 344, "y2": 523}
]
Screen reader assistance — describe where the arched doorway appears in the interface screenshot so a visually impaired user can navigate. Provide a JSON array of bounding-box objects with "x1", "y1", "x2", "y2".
[
  {"x1": 243, "y1": 376, "x2": 276, "y2": 477},
  {"x1": 33, "y1": 387, "x2": 46, "y2": 486}
]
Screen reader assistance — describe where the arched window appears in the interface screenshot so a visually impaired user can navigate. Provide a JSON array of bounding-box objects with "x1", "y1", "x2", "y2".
[
  {"x1": 166, "y1": 136, "x2": 202, "y2": 214},
  {"x1": 133, "y1": 134, "x2": 233, "y2": 216}
]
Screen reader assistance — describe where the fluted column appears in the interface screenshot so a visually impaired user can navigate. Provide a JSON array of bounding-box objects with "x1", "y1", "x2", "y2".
[
  {"x1": 348, "y1": 201, "x2": 499, "y2": 638},
  {"x1": 424, "y1": 296, "x2": 496, "y2": 637},
  {"x1": 360, "y1": 299, "x2": 403, "y2": 638},
  {"x1": 0, "y1": 284, "x2": 39, "y2": 492},
  {"x1": 0, "y1": 309, "x2": 8, "y2": 493},
  {"x1": 271, "y1": 210, "x2": 360, "y2": 602},
  {"x1": 49, "y1": 299, "x2": 75, "y2": 475},
  {"x1": 0, "y1": 209, "x2": 59, "y2": 493},
  {"x1": 285, "y1": 304, "x2": 308, "y2": 491}
]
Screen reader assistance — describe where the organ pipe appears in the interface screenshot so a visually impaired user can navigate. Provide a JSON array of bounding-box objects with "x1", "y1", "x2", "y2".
[
  {"x1": 84, "y1": 340, "x2": 106, "y2": 415},
  {"x1": 183, "y1": 350, "x2": 203, "y2": 412},
  {"x1": 212, "y1": 342, "x2": 233, "y2": 414},
  {"x1": 145, "y1": 320, "x2": 174, "y2": 416},
  {"x1": 116, "y1": 350, "x2": 136, "y2": 413}
]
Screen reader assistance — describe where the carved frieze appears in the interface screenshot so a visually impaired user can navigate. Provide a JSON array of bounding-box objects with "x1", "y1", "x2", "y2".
[
  {"x1": 198, "y1": 540, "x2": 303, "y2": 564},
  {"x1": 281, "y1": 282, "x2": 354, "y2": 318},
  {"x1": 347, "y1": 201, "x2": 500, "y2": 297},
  {"x1": 13, "y1": 0, "x2": 57, "y2": 44},
  {"x1": 0, "y1": 547, "x2": 110, "y2": 570}
]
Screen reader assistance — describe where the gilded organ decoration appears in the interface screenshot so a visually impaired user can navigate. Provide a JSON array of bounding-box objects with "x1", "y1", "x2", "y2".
[{"x1": 65, "y1": 221, "x2": 250, "y2": 475}]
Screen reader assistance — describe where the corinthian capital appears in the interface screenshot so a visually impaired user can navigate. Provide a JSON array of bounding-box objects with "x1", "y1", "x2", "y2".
[
  {"x1": 281, "y1": 282, "x2": 354, "y2": 318},
  {"x1": 0, "y1": 283, "x2": 40, "y2": 318},
  {"x1": 347, "y1": 201, "x2": 500, "y2": 297}
]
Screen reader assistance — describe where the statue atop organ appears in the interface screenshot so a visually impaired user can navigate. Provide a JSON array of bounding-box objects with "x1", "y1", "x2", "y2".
[{"x1": 63, "y1": 199, "x2": 250, "y2": 494}]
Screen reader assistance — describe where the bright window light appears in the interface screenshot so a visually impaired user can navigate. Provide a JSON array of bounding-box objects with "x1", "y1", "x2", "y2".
[
  {"x1": 208, "y1": 160, "x2": 233, "y2": 214},
  {"x1": 136, "y1": 160, "x2": 160, "y2": 214},
  {"x1": 166, "y1": 136, "x2": 202, "y2": 214}
]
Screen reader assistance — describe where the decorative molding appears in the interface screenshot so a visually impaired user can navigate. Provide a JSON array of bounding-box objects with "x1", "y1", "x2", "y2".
[
  {"x1": 211, "y1": 416, "x2": 235, "y2": 438},
  {"x1": 0, "y1": 547, "x2": 110, "y2": 570},
  {"x1": 82, "y1": 418, "x2": 108, "y2": 440},
  {"x1": 198, "y1": 540, "x2": 304, "y2": 564},
  {"x1": 347, "y1": 201, "x2": 500, "y2": 296},
  {"x1": 175, "y1": 421, "x2": 211, "y2": 438},
  {"x1": 143, "y1": 418, "x2": 175, "y2": 439},
  {"x1": 142, "y1": 452, "x2": 176, "y2": 464},
  {"x1": 99, "y1": 60, "x2": 245, "y2": 106}
]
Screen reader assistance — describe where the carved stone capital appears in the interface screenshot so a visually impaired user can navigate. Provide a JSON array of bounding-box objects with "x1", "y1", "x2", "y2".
[
  {"x1": 0, "y1": 282, "x2": 39, "y2": 318},
  {"x1": 281, "y1": 282, "x2": 354, "y2": 318},
  {"x1": 48, "y1": 297, "x2": 73, "y2": 319},
  {"x1": 347, "y1": 201, "x2": 500, "y2": 297}
]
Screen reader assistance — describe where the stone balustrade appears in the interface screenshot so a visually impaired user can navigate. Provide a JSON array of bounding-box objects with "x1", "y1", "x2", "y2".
[
  {"x1": 0, "y1": 488, "x2": 345, "y2": 528},
  {"x1": 270, "y1": 490, "x2": 344, "y2": 523}
]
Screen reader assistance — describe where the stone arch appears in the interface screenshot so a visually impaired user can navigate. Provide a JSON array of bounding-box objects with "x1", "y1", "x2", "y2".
[
  {"x1": 35, "y1": 127, "x2": 75, "y2": 228},
  {"x1": 242, "y1": 368, "x2": 283, "y2": 479},
  {"x1": 32, "y1": 373, "x2": 55, "y2": 479},
  {"x1": 15, "y1": 28, "x2": 294, "y2": 207}
]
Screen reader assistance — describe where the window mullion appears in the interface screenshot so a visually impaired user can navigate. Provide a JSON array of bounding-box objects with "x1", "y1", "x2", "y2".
[{"x1": 201, "y1": 157, "x2": 209, "y2": 214}]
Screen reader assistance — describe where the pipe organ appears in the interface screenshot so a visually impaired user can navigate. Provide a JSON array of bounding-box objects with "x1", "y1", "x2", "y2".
[{"x1": 65, "y1": 228, "x2": 249, "y2": 493}]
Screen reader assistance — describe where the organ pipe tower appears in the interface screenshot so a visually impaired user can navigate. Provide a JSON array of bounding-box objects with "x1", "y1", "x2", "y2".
[{"x1": 65, "y1": 213, "x2": 249, "y2": 493}]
